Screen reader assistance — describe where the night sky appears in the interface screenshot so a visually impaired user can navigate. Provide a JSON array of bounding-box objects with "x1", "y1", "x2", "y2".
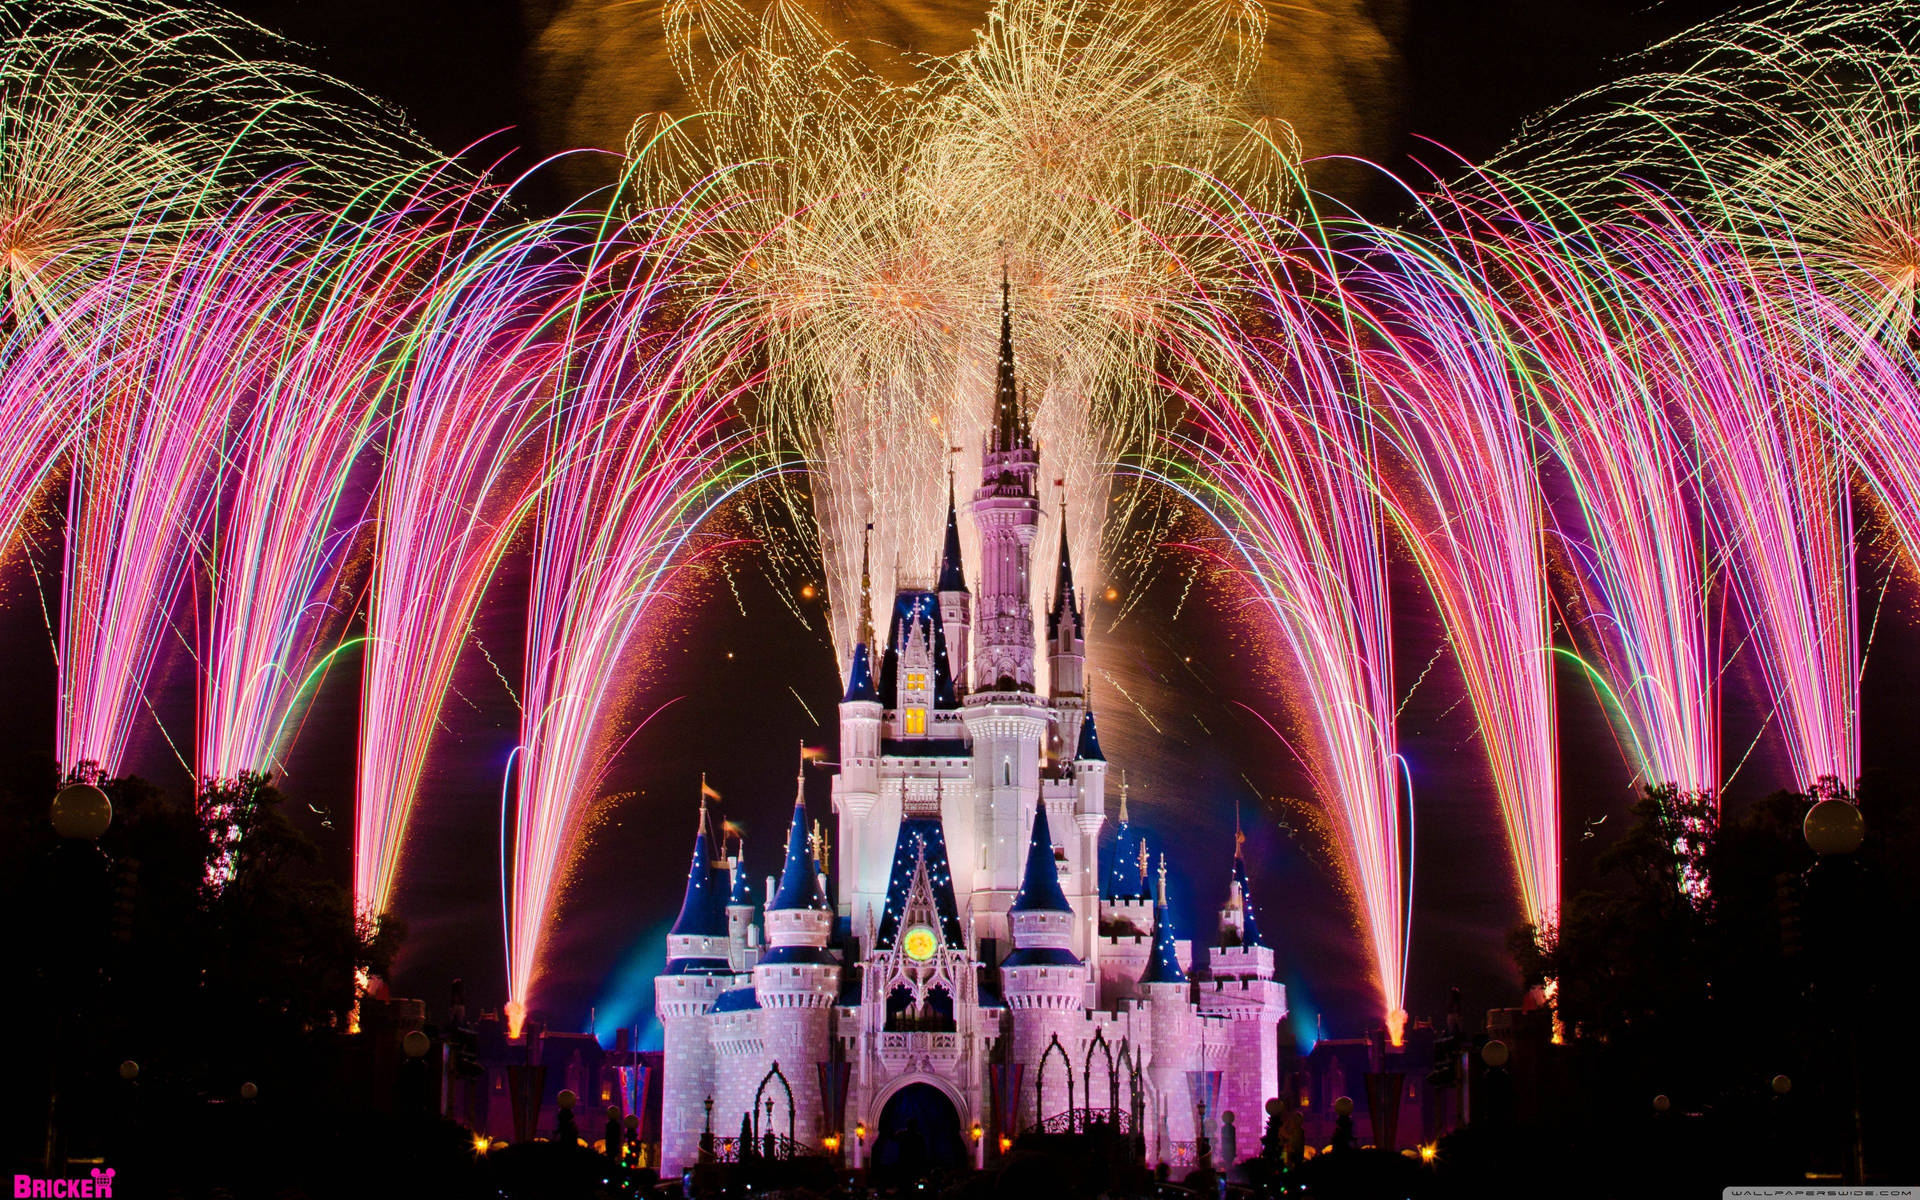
[{"x1": 15, "y1": 0, "x2": 1908, "y2": 1051}]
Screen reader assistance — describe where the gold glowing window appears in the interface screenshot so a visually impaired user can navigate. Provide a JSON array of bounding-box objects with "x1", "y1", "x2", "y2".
[
  {"x1": 904, "y1": 708, "x2": 926, "y2": 735},
  {"x1": 906, "y1": 672, "x2": 927, "y2": 692},
  {"x1": 903, "y1": 924, "x2": 938, "y2": 962}
]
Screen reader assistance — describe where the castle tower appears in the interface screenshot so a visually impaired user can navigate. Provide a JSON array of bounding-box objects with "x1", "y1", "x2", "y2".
[
  {"x1": 655, "y1": 803, "x2": 731, "y2": 1177},
  {"x1": 936, "y1": 472, "x2": 972, "y2": 690},
  {"x1": 962, "y1": 279, "x2": 1051, "y2": 944},
  {"x1": 1198, "y1": 823, "x2": 1286, "y2": 1150},
  {"x1": 971, "y1": 273, "x2": 1039, "y2": 694},
  {"x1": 1140, "y1": 857, "x2": 1199, "y2": 1165},
  {"x1": 1002, "y1": 802, "x2": 1086, "y2": 1127},
  {"x1": 835, "y1": 528, "x2": 884, "y2": 926},
  {"x1": 752, "y1": 772, "x2": 840, "y2": 1149}
]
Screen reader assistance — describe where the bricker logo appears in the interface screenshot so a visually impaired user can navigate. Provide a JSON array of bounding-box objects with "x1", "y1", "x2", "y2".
[{"x1": 12, "y1": 1168, "x2": 114, "y2": 1198}]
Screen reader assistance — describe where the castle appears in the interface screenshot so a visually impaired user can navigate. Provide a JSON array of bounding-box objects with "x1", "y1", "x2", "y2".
[{"x1": 654, "y1": 285, "x2": 1286, "y2": 1179}]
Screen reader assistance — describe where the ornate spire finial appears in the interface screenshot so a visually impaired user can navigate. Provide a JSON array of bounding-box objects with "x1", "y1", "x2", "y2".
[
  {"x1": 1234, "y1": 796, "x2": 1245, "y2": 858},
  {"x1": 1118, "y1": 770, "x2": 1130, "y2": 824},
  {"x1": 1137, "y1": 836, "x2": 1150, "y2": 883},
  {"x1": 1156, "y1": 853, "x2": 1169, "y2": 905}
]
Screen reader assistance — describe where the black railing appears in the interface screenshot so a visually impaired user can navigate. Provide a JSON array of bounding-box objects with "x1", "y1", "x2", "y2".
[{"x1": 1024, "y1": 1108, "x2": 1135, "y2": 1137}]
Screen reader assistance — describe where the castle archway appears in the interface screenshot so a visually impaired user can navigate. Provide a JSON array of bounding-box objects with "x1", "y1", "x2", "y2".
[{"x1": 872, "y1": 1081, "x2": 968, "y2": 1182}]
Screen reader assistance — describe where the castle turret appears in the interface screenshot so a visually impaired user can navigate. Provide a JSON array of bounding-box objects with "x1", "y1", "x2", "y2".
[
  {"x1": 726, "y1": 846, "x2": 762, "y2": 971},
  {"x1": 1002, "y1": 802, "x2": 1085, "y2": 1127},
  {"x1": 752, "y1": 768, "x2": 841, "y2": 1149},
  {"x1": 937, "y1": 473, "x2": 971, "y2": 690},
  {"x1": 1199, "y1": 823, "x2": 1286, "y2": 1151},
  {"x1": 1140, "y1": 856, "x2": 1200, "y2": 1166},
  {"x1": 656, "y1": 802, "x2": 731, "y2": 1177},
  {"x1": 835, "y1": 528, "x2": 884, "y2": 921}
]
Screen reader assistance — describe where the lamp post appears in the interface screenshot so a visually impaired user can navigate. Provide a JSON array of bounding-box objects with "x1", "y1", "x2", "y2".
[{"x1": 1803, "y1": 795, "x2": 1866, "y2": 1183}]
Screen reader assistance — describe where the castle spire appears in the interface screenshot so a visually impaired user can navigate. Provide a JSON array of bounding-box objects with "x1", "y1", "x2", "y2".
[
  {"x1": 859, "y1": 520, "x2": 875, "y2": 652},
  {"x1": 1226, "y1": 804, "x2": 1265, "y2": 948},
  {"x1": 668, "y1": 798, "x2": 727, "y2": 939},
  {"x1": 1010, "y1": 802, "x2": 1071, "y2": 913},
  {"x1": 1049, "y1": 496, "x2": 1077, "y2": 630},
  {"x1": 1118, "y1": 770, "x2": 1129, "y2": 825},
  {"x1": 937, "y1": 468, "x2": 967, "y2": 593},
  {"x1": 770, "y1": 761, "x2": 827, "y2": 911},
  {"x1": 992, "y1": 268, "x2": 1028, "y2": 453},
  {"x1": 1140, "y1": 853, "x2": 1186, "y2": 984},
  {"x1": 843, "y1": 523, "x2": 880, "y2": 703}
]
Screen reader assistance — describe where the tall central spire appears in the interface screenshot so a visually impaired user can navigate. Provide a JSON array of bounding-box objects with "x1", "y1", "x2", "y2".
[{"x1": 992, "y1": 268, "x2": 1029, "y2": 453}]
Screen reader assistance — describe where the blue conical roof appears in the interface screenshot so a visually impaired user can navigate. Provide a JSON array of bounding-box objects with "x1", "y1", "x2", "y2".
[
  {"x1": 728, "y1": 855, "x2": 756, "y2": 907},
  {"x1": 844, "y1": 641, "x2": 879, "y2": 703},
  {"x1": 1104, "y1": 821, "x2": 1151, "y2": 901},
  {"x1": 1140, "y1": 895, "x2": 1186, "y2": 985},
  {"x1": 1076, "y1": 708, "x2": 1106, "y2": 762},
  {"x1": 1010, "y1": 803, "x2": 1071, "y2": 913},
  {"x1": 669, "y1": 818, "x2": 727, "y2": 939},
  {"x1": 769, "y1": 794, "x2": 828, "y2": 911},
  {"x1": 1232, "y1": 853, "x2": 1265, "y2": 947}
]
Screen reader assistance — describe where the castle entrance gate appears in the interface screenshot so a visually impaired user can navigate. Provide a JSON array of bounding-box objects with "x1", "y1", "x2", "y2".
[{"x1": 873, "y1": 1082, "x2": 968, "y2": 1181}]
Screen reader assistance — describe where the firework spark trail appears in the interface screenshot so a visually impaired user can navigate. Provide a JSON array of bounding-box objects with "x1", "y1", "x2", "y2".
[
  {"x1": 1349, "y1": 219, "x2": 1561, "y2": 929},
  {"x1": 504, "y1": 222, "x2": 763, "y2": 1029},
  {"x1": 1452, "y1": 192, "x2": 1722, "y2": 800},
  {"x1": 55, "y1": 196, "x2": 321, "y2": 779},
  {"x1": 1154, "y1": 208, "x2": 1409, "y2": 1038},
  {"x1": 352, "y1": 195, "x2": 574, "y2": 926},
  {"x1": 1615, "y1": 211, "x2": 1861, "y2": 791}
]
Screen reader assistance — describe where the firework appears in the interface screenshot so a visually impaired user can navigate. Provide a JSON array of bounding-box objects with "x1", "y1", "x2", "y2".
[
  {"x1": 1, "y1": 0, "x2": 434, "y2": 333},
  {"x1": 1619, "y1": 212, "x2": 1861, "y2": 792},
  {"x1": 1353, "y1": 218, "x2": 1562, "y2": 929},
  {"x1": 352, "y1": 194, "x2": 572, "y2": 926},
  {"x1": 1496, "y1": 0, "x2": 1920, "y2": 341},
  {"x1": 0, "y1": 284, "x2": 96, "y2": 557},
  {"x1": 503, "y1": 216, "x2": 762, "y2": 1028},
  {"x1": 55, "y1": 195, "x2": 294, "y2": 778},
  {"x1": 632, "y1": 0, "x2": 1293, "y2": 671},
  {"x1": 1155, "y1": 204, "x2": 1410, "y2": 1040},
  {"x1": 198, "y1": 182, "x2": 419, "y2": 784},
  {"x1": 1461, "y1": 190, "x2": 1723, "y2": 802}
]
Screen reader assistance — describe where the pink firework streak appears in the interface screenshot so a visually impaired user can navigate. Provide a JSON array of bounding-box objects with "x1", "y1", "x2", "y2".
[
  {"x1": 198, "y1": 178, "x2": 474, "y2": 785},
  {"x1": 352, "y1": 198, "x2": 571, "y2": 925},
  {"x1": 56, "y1": 197, "x2": 308, "y2": 778},
  {"x1": 1464, "y1": 195, "x2": 1722, "y2": 802},
  {"x1": 504, "y1": 229, "x2": 763, "y2": 1030},
  {"x1": 1157, "y1": 224, "x2": 1412, "y2": 1041},
  {"x1": 1619, "y1": 212, "x2": 1860, "y2": 792},
  {"x1": 1354, "y1": 220, "x2": 1561, "y2": 929}
]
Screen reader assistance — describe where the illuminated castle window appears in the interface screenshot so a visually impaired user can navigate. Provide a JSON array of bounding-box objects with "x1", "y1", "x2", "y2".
[{"x1": 905, "y1": 708, "x2": 926, "y2": 735}]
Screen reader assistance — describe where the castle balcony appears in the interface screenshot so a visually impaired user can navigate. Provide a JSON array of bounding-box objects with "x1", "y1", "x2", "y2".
[{"x1": 877, "y1": 1030, "x2": 963, "y2": 1072}]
